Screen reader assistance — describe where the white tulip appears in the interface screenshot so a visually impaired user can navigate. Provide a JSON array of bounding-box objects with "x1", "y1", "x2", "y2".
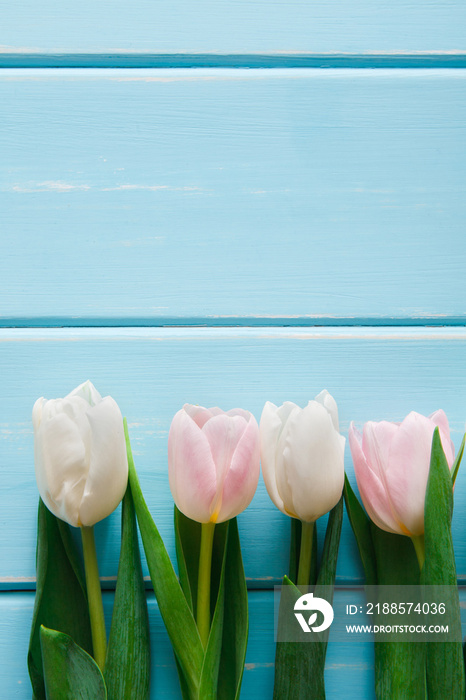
[
  {"x1": 260, "y1": 391, "x2": 345, "y2": 522},
  {"x1": 33, "y1": 380, "x2": 128, "y2": 527}
]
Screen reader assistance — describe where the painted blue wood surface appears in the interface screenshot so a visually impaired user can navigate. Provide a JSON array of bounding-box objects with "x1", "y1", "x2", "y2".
[
  {"x1": 4, "y1": 589, "x2": 466, "y2": 699},
  {"x1": 1, "y1": 1, "x2": 465, "y2": 56},
  {"x1": 0, "y1": 590, "x2": 378, "y2": 699},
  {"x1": 1, "y1": 328, "x2": 466, "y2": 588},
  {"x1": 2, "y1": 7, "x2": 465, "y2": 695},
  {"x1": 1, "y1": 69, "x2": 466, "y2": 324}
]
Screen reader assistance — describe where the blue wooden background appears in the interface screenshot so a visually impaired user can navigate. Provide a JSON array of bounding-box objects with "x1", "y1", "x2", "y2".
[{"x1": 1, "y1": 3, "x2": 466, "y2": 697}]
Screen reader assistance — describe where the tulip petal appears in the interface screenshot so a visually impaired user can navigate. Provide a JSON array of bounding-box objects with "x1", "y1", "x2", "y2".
[
  {"x1": 284, "y1": 402, "x2": 344, "y2": 522},
  {"x1": 67, "y1": 380, "x2": 102, "y2": 408},
  {"x1": 384, "y1": 412, "x2": 438, "y2": 536},
  {"x1": 274, "y1": 404, "x2": 302, "y2": 518},
  {"x1": 226, "y1": 408, "x2": 253, "y2": 421},
  {"x1": 35, "y1": 407, "x2": 89, "y2": 527},
  {"x1": 429, "y1": 409, "x2": 455, "y2": 467},
  {"x1": 260, "y1": 402, "x2": 288, "y2": 516},
  {"x1": 168, "y1": 410, "x2": 217, "y2": 523},
  {"x1": 217, "y1": 415, "x2": 260, "y2": 522},
  {"x1": 349, "y1": 423, "x2": 401, "y2": 534},
  {"x1": 202, "y1": 414, "x2": 248, "y2": 520},
  {"x1": 314, "y1": 390, "x2": 340, "y2": 432},
  {"x1": 429, "y1": 408, "x2": 449, "y2": 437},
  {"x1": 32, "y1": 397, "x2": 45, "y2": 431},
  {"x1": 78, "y1": 397, "x2": 128, "y2": 527},
  {"x1": 276, "y1": 401, "x2": 300, "y2": 431},
  {"x1": 361, "y1": 420, "x2": 398, "y2": 486},
  {"x1": 183, "y1": 404, "x2": 220, "y2": 429}
]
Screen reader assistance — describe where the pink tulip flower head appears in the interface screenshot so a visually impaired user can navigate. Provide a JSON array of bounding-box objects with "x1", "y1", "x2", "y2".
[
  {"x1": 349, "y1": 410, "x2": 455, "y2": 537},
  {"x1": 168, "y1": 404, "x2": 261, "y2": 523}
]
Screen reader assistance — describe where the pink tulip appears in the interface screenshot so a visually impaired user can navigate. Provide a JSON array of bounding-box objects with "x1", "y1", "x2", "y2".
[
  {"x1": 349, "y1": 411, "x2": 455, "y2": 537},
  {"x1": 168, "y1": 404, "x2": 260, "y2": 523}
]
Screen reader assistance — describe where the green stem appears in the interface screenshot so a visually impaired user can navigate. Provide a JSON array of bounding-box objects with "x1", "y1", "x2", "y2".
[
  {"x1": 197, "y1": 522, "x2": 216, "y2": 648},
  {"x1": 81, "y1": 526, "x2": 107, "y2": 670},
  {"x1": 297, "y1": 520, "x2": 314, "y2": 586},
  {"x1": 411, "y1": 534, "x2": 425, "y2": 572}
]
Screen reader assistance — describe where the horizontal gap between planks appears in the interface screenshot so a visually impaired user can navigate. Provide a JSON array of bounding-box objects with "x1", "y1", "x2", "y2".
[
  {"x1": 1, "y1": 317, "x2": 466, "y2": 329},
  {"x1": 4, "y1": 577, "x2": 466, "y2": 592},
  {"x1": 0, "y1": 577, "x2": 285, "y2": 592},
  {"x1": 1, "y1": 53, "x2": 466, "y2": 69}
]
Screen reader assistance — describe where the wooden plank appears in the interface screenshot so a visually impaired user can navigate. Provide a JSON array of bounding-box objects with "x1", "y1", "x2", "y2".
[
  {"x1": 0, "y1": 0, "x2": 465, "y2": 57},
  {"x1": 0, "y1": 589, "x2": 378, "y2": 699},
  {"x1": 1, "y1": 69, "x2": 466, "y2": 325},
  {"x1": 1, "y1": 327, "x2": 466, "y2": 587},
  {"x1": 5, "y1": 587, "x2": 466, "y2": 698}
]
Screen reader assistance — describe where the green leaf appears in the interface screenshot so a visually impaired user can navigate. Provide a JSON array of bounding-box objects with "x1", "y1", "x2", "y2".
[
  {"x1": 372, "y1": 639, "x2": 425, "y2": 700},
  {"x1": 174, "y1": 509, "x2": 249, "y2": 700},
  {"x1": 273, "y1": 576, "x2": 325, "y2": 700},
  {"x1": 217, "y1": 518, "x2": 249, "y2": 700},
  {"x1": 28, "y1": 500, "x2": 93, "y2": 700},
  {"x1": 451, "y1": 432, "x2": 465, "y2": 487},
  {"x1": 104, "y1": 482, "x2": 150, "y2": 700},
  {"x1": 289, "y1": 518, "x2": 318, "y2": 586},
  {"x1": 210, "y1": 522, "x2": 230, "y2": 620},
  {"x1": 343, "y1": 475, "x2": 377, "y2": 585},
  {"x1": 316, "y1": 496, "x2": 343, "y2": 588},
  {"x1": 371, "y1": 525, "x2": 425, "y2": 700},
  {"x1": 371, "y1": 526, "x2": 420, "y2": 587},
  {"x1": 423, "y1": 428, "x2": 465, "y2": 699},
  {"x1": 174, "y1": 506, "x2": 201, "y2": 614},
  {"x1": 174, "y1": 507, "x2": 228, "y2": 622},
  {"x1": 289, "y1": 518, "x2": 300, "y2": 585},
  {"x1": 315, "y1": 496, "x2": 343, "y2": 654},
  {"x1": 174, "y1": 508, "x2": 231, "y2": 698},
  {"x1": 198, "y1": 523, "x2": 228, "y2": 700},
  {"x1": 174, "y1": 509, "x2": 228, "y2": 699},
  {"x1": 345, "y1": 476, "x2": 425, "y2": 700},
  {"x1": 40, "y1": 626, "x2": 107, "y2": 699},
  {"x1": 125, "y1": 420, "x2": 204, "y2": 700},
  {"x1": 273, "y1": 501, "x2": 343, "y2": 700},
  {"x1": 174, "y1": 656, "x2": 193, "y2": 700}
]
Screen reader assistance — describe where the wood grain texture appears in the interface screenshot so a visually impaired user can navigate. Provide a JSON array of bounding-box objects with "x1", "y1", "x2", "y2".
[
  {"x1": 0, "y1": 589, "x2": 380, "y2": 700},
  {"x1": 1, "y1": 327, "x2": 466, "y2": 587},
  {"x1": 1, "y1": 69, "x2": 465, "y2": 324},
  {"x1": 5, "y1": 588, "x2": 466, "y2": 699},
  {"x1": 0, "y1": 0, "x2": 465, "y2": 56}
]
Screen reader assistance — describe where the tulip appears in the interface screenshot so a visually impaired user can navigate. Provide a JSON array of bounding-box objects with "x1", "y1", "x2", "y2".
[
  {"x1": 260, "y1": 391, "x2": 345, "y2": 585},
  {"x1": 260, "y1": 391, "x2": 345, "y2": 523},
  {"x1": 33, "y1": 380, "x2": 128, "y2": 528},
  {"x1": 32, "y1": 380, "x2": 128, "y2": 670},
  {"x1": 168, "y1": 403, "x2": 260, "y2": 647},
  {"x1": 168, "y1": 404, "x2": 260, "y2": 524},
  {"x1": 349, "y1": 410, "x2": 455, "y2": 570}
]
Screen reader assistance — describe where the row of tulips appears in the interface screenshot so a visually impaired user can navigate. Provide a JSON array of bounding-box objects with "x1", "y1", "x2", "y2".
[{"x1": 29, "y1": 381, "x2": 464, "y2": 699}]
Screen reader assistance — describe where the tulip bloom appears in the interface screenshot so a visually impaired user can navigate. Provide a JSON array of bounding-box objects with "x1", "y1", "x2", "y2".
[
  {"x1": 260, "y1": 391, "x2": 345, "y2": 524},
  {"x1": 349, "y1": 410, "x2": 454, "y2": 539},
  {"x1": 168, "y1": 403, "x2": 260, "y2": 647},
  {"x1": 33, "y1": 380, "x2": 128, "y2": 528},
  {"x1": 33, "y1": 380, "x2": 128, "y2": 670},
  {"x1": 168, "y1": 404, "x2": 260, "y2": 524}
]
